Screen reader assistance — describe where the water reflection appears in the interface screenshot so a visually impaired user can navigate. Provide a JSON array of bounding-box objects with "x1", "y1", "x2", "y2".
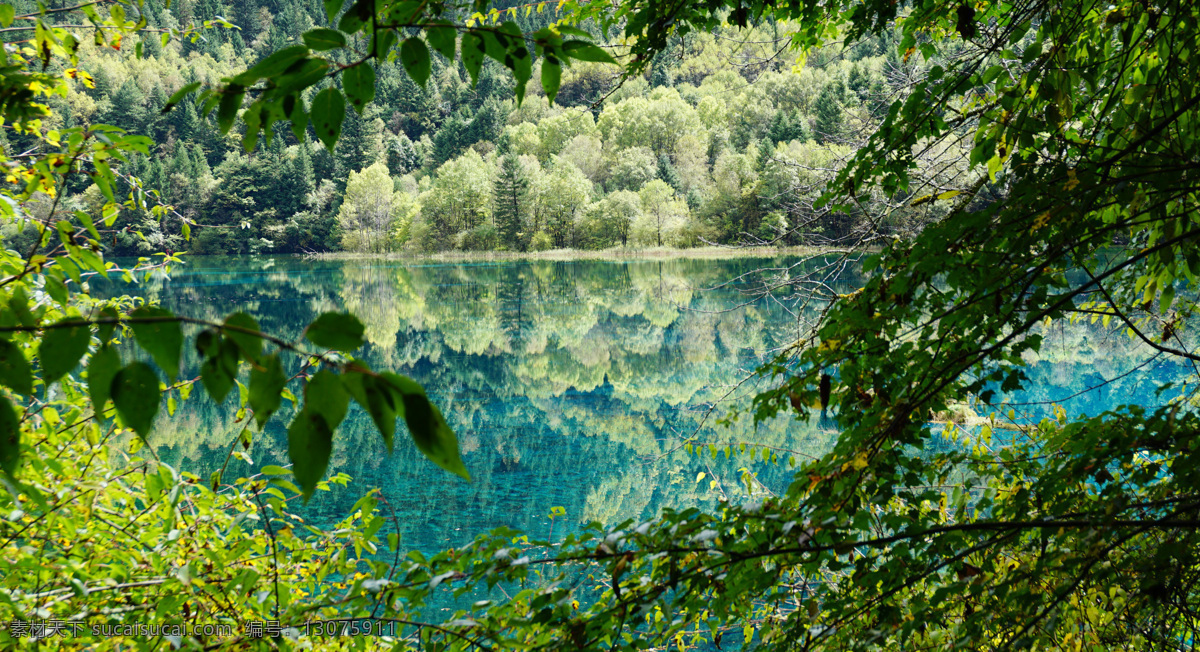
[{"x1": 93, "y1": 255, "x2": 1184, "y2": 554}]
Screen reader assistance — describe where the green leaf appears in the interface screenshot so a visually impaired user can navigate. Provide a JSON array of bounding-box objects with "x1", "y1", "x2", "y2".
[
  {"x1": 274, "y1": 59, "x2": 331, "y2": 96},
  {"x1": 238, "y1": 45, "x2": 309, "y2": 84},
  {"x1": 383, "y1": 374, "x2": 469, "y2": 480},
  {"x1": 562, "y1": 40, "x2": 616, "y2": 64},
  {"x1": 217, "y1": 85, "x2": 244, "y2": 134},
  {"x1": 305, "y1": 370, "x2": 349, "y2": 430},
  {"x1": 87, "y1": 346, "x2": 120, "y2": 413},
  {"x1": 38, "y1": 320, "x2": 91, "y2": 385},
  {"x1": 223, "y1": 312, "x2": 262, "y2": 361},
  {"x1": 346, "y1": 372, "x2": 400, "y2": 452},
  {"x1": 541, "y1": 56, "x2": 562, "y2": 106},
  {"x1": 0, "y1": 395, "x2": 19, "y2": 476},
  {"x1": 304, "y1": 312, "x2": 365, "y2": 351},
  {"x1": 7, "y1": 287, "x2": 36, "y2": 328},
  {"x1": 286, "y1": 93, "x2": 308, "y2": 142},
  {"x1": 400, "y1": 38, "x2": 432, "y2": 87},
  {"x1": 161, "y1": 81, "x2": 201, "y2": 114},
  {"x1": 370, "y1": 29, "x2": 397, "y2": 60},
  {"x1": 303, "y1": 28, "x2": 345, "y2": 51},
  {"x1": 129, "y1": 306, "x2": 183, "y2": 382},
  {"x1": 111, "y1": 362, "x2": 160, "y2": 439},
  {"x1": 323, "y1": 0, "x2": 343, "y2": 22},
  {"x1": 0, "y1": 5, "x2": 15, "y2": 29},
  {"x1": 310, "y1": 87, "x2": 345, "y2": 152},
  {"x1": 461, "y1": 33, "x2": 485, "y2": 86},
  {"x1": 342, "y1": 63, "x2": 376, "y2": 114},
  {"x1": 0, "y1": 339, "x2": 32, "y2": 396},
  {"x1": 336, "y1": 0, "x2": 372, "y2": 34},
  {"x1": 287, "y1": 409, "x2": 333, "y2": 501},
  {"x1": 427, "y1": 24, "x2": 456, "y2": 60},
  {"x1": 249, "y1": 354, "x2": 287, "y2": 429},
  {"x1": 73, "y1": 210, "x2": 101, "y2": 241},
  {"x1": 200, "y1": 339, "x2": 239, "y2": 404}
]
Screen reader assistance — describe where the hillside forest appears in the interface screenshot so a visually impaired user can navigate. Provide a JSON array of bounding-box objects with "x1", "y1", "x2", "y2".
[{"x1": 0, "y1": 0, "x2": 941, "y2": 256}]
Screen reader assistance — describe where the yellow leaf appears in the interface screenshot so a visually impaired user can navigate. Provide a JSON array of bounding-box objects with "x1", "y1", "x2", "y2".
[{"x1": 1064, "y1": 168, "x2": 1079, "y2": 190}]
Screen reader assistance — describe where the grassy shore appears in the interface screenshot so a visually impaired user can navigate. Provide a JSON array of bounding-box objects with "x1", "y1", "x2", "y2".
[{"x1": 305, "y1": 245, "x2": 837, "y2": 262}]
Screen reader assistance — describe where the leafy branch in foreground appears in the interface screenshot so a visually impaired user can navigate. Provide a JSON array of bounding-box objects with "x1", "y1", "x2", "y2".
[
  {"x1": 0, "y1": 306, "x2": 469, "y2": 496},
  {"x1": 0, "y1": 2, "x2": 468, "y2": 497}
]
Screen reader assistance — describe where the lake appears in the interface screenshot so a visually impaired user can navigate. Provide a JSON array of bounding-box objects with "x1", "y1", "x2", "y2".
[{"x1": 94, "y1": 254, "x2": 1185, "y2": 555}]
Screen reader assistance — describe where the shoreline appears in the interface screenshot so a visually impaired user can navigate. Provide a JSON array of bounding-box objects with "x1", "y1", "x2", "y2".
[{"x1": 302, "y1": 245, "x2": 840, "y2": 263}]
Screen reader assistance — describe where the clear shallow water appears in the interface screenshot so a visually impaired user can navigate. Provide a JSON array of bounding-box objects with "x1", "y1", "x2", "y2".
[{"x1": 92, "y1": 255, "x2": 1188, "y2": 554}]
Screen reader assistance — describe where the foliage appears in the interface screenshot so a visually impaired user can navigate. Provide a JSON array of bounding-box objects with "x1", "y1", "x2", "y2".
[
  {"x1": 338, "y1": 162, "x2": 409, "y2": 253},
  {"x1": 416, "y1": 149, "x2": 492, "y2": 250},
  {"x1": 0, "y1": 5, "x2": 469, "y2": 648},
  {"x1": 493, "y1": 153, "x2": 530, "y2": 250},
  {"x1": 7, "y1": 0, "x2": 1199, "y2": 648}
]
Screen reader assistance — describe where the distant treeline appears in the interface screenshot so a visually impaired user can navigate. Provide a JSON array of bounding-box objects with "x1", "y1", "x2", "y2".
[{"x1": 0, "y1": 0, "x2": 946, "y2": 256}]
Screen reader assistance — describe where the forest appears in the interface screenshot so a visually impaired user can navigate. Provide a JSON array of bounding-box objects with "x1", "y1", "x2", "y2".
[
  {"x1": 2, "y1": 0, "x2": 1199, "y2": 649},
  {"x1": 0, "y1": 0, "x2": 932, "y2": 256}
]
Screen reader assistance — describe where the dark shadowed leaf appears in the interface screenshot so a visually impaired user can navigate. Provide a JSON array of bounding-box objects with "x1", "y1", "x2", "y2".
[
  {"x1": 541, "y1": 56, "x2": 562, "y2": 106},
  {"x1": 223, "y1": 312, "x2": 262, "y2": 361},
  {"x1": 304, "y1": 312, "x2": 364, "y2": 351},
  {"x1": 111, "y1": 362, "x2": 160, "y2": 438},
  {"x1": 129, "y1": 306, "x2": 183, "y2": 381},
  {"x1": 400, "y1": 38, "x2": 432, "y2": 87},
  {"x1": 200, "y1": 339, "x2": 239, "y2": 404},
  {"x1": 239, "y1": 44, "x2": 309, "y2": 83},
  {"x1": 38, "y1": 320, "x2": 91, "y2": 385},
  {"x1": 562, "y1": 40, "x2": 617, "y2": 64},
  {"x1": 342, "y1": 63, "x2": 376, "y2": 114},
  {"x1": 337, "y1": 0, "x2": 372, "y2": 33},
  {"x1": 461, "y1": 32, "x2": 484, "y2": 86},
  {"x1": 323, "y1": 0, "x2": 343, "y2": 22},
  {"x1": 217, "y1": 86, "x2": 243, "y2": 134},
  {"x1": 346, "y1": 371, "x2": 401, "y2": 452},
  {"x1": 426, "y1": 24, "x2": 456, "y2": 60},
  {"x1": 97, "y1": 306, "x2": 119, "y2": 344},
  {"x1": 303, "y1": 28, "x2": 345, "y2": 51},
  {"x1": 249, "y1": 354, "x2": 287, "y2": 429},
  {"x1": 288, "y1": 409, "x2": 333, "y2": 501},
  {"x1": 0, "y1": 339, "x2": 32, "y2": 396},
  {"x1": 0, "y1": 395, "x2": 18, "y2": 476},
  {"x1": 161, "y1": 81, "x2": 201, "y2": 113},
  {"x1": 87, "y1": 346, "x2": 120, "y2": 413},
  {"x1": 305, "y1": 370, "x2": 349, "y2": 430},
  {"x1": 383, "y1": 373, "x2": 469, "y2": 480},
  {"x1": 310, "y1": 87, "x2": 345, "y2": 152}
]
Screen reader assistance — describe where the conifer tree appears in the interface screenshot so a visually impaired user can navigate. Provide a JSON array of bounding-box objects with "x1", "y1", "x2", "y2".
[
  {"x1": 493, "y1": 153, "x2": 529, "y2": 250},
  {"x1": 813, "y1": 80, "x2": 845, "y2": 144}
]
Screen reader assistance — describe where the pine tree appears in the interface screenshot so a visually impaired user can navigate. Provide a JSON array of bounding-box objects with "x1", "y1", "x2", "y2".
[
  {"x1": 814, "y1": 80, "x2": 845, "y2": 144},
  {"x1": 756, "y1": 137, "x2": 774, "y2": 172},
  {"x1": 493, "y1": 154, "x2": 529, "y2": 251},
  {"x1": 169, "y1": 145, "x2": 193, "y2": 179},
  {"x1": 169, "y1": 97, "x2": 200, "y2": 142},
  {"x1": 467, "y1": 98, "x2": 505, "y2": 146},
  {"x1": 190, "y1": 143, "x2": 211, "y2": 178},
  {"x1": 336, "y1": 106, "x2": 385, "y2": 177},
  {"x1": 229, "y1": 30, "x2": 247, "y2": 56},
  {"x1": 431, "y1": 112, "x2": 470, "y2": 167},
  {"x1": 104, "y1": 80, "x2": 149, "y2": 133}
]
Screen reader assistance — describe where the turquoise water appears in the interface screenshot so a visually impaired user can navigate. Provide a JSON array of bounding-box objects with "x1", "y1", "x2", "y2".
[{"x1": 93, "y1": 255, "x2": 1186, "y2": 555}]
